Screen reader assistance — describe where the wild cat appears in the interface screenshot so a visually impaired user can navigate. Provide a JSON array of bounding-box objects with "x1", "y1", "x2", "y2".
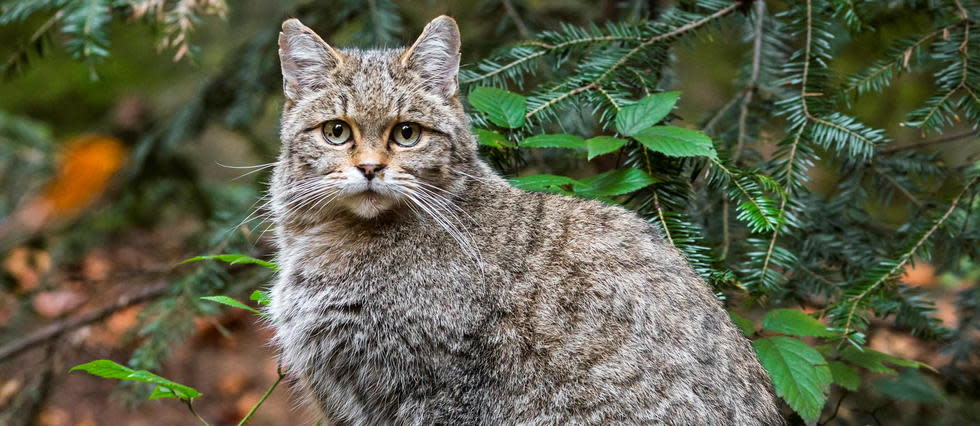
[{"x1": 267, "y1": 15, "x2": 783, "y2": 425}]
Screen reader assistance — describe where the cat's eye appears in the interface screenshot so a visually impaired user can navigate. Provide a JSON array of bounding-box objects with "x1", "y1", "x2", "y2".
[
  {"x1": 390, "y1": 122, "x2": 422, "y2": 147},
  {"x1": 321, "y1": 120, "x2": 352, "y2": 145}
]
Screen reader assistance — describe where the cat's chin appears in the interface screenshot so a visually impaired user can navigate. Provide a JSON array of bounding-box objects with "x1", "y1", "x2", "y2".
[{"x1": 342, "y1": 192, "x2": 397, "y2": 219}]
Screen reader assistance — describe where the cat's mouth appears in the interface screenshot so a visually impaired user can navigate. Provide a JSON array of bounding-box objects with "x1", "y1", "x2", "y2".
[{"x1": 341, "y1": 188, "x2": 398, "y2": 218}]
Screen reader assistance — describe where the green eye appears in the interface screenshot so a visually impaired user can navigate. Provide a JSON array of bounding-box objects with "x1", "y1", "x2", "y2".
[
  {"x1": 321, "y1": 120, "x2": 352, "y2": 145},
  {"x1": 391, "y1": 122, "x2": 421, "y2": 147}
]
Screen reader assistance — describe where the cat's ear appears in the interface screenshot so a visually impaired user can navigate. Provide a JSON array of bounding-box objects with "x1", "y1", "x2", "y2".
[
  {"x1": 401, "y1": 16, "x2": 461, "y2": 97},
  {"x1": 279, "y1": 19, "x2": 343, "y2": 102}
]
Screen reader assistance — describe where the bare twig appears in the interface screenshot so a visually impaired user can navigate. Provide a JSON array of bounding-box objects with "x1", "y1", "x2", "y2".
[
  {"x1": 501, "y1": 0, "x2": 530, "y2": 39},
  {"x1": 818, "y1": 391, "x2": 848, "y2": 425},
  {"x1": 732, "y1": 0, "x2": 766, "y2": 164},
  {"x1": 872, "y1": 164, "x2": 923, "y2": 208},
  {"x1": 880, "y1": 130, "x2": 978, "y2": 154},
  {"x1": 0, "y1": 282, "x2": 171, "y2": 362},
  {"x1": 185, "y1": 398, "x2": 212, "y2": 426},
  {"x1": 721, "y1": 0, "x2": 766, "y2": 259}
]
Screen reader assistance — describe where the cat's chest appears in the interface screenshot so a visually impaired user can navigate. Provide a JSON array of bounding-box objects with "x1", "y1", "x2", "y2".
[{"x1": 271, "y1": 232, "x2": 490, "y2": 356}]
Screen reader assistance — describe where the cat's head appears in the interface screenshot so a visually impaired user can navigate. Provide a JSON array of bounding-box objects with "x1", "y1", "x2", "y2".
[{"x1": 272, "y1": 16, "x2": 476, "y2": 223}]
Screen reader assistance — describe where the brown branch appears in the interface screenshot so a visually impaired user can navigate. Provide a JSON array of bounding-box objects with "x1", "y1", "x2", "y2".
[
  {"x1": 0, "y1": 282, "x2": 171, "y2": 363},
  {"x1": 732, "y1": 0, "x2": 766, "y2": 164},
  {"x1": 880, "y1": 130, "x2": 978, "y2": 153},
  {"x1": 872, "y1": 164, "x2": 923, "y2": 208},
  {"x1": 501, "y1": 0, "x2": 530, "y2": 39}
]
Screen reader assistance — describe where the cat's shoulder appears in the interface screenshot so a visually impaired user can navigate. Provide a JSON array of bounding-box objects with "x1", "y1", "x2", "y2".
[{"x1": 521, "y1": 188, "x2": 671, "y2": 252}]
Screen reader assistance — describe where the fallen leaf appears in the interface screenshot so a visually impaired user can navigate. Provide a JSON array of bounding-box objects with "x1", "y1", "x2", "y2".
[
  {"x1": 0, "y1": 379, "x2": 21, "y2": 407},
  {"x1": 902, "y1": 263, "x2": 936, "y2": 287},
  {"x1": 81, "y1": 250, "x2": 111, "y2": 281},
  {"x1": 32, "y1": 290, "x2": 86, "y2": 318},
  {"x1": 218, "y1": 373, "x2": 249, "y2": 395},
  {"x1": 37, "y1": 407, "x2": 69, "y2": 426},
  {"x1": 3, "y1": 247, "x2": 50, "y2": 293},
  {"x1": 235, "y1": 392, "x2": 262, "y2": 418}
]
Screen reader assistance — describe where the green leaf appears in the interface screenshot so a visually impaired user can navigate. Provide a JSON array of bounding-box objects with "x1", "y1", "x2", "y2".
[
  {"x1": 181, "y1": 254, "x2": 278, "y2": 271},
  {"x1": 520, "y1": 134, "x2": 585, "y2": 149},
  {"x1": 873, "y1": 368, "x2": 945, "y2": 404},
  {"x1": 829, "y1": 361, "x2": 860, "y2": 391},
  {"x1": 70, "y1": 360, "x2": 202, "y2": 400},
  {"x1": 468, "y1": 87, "x2": 526, "y2": 128},
  {"x1": 125, "y1": 370, "x2": 202, "y2": 399},
  {"x1": 250, "y1": 290, "x2": 271, "y2": 306},
  {"x1": 70, "y1": 360, "x2": 135, "y2": 380},
  {"x1": 574, "y1": 168, "x2": 658, "y2": 197},
  {"x1": 614, "y1": 91, "x2": 680, "y2": 136},
  {"x1": 200, "y1": 295, "x2": 262, "y2": 316},
  {"x1": 474, "y1": 129, "x2": 514, "y2": 149},
  {"x1": 633, "y1": 126, "x2": 718, "y2": 159},
  {"x1": 763, "y1": 309, "x2": 836, "y2": 338},
  {"x1": 509, "y1": 174, "x2": 579, "y2": 194},
  {"x1": 585, "y1": 136, "x2": 627, "y2": 160},
  {"x1": 840, "y1": 346, "x2": 930, "y2": 374},
  {"x1": 753, "y1": 337, "x2": 832, "y2": 422},
  {"x1": 728, "y1": 311, "x2": 756, "y2": 337},
  {"x1": 148, "y1": 386, "x2": 178, "y2": 400}
]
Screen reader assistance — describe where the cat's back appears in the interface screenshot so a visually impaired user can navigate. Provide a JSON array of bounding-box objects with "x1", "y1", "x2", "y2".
[{"x1": 478, "y1": 184, "x2": 783, "y2": 424}]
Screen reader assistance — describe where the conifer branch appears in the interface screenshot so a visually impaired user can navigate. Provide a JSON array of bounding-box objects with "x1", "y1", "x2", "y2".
[
  {"x1": 841, "y1": 24, "x2": 957, "y2": 97},
  {"x1": 837, "y1": 174, "x2": 979, "y2": 344},
  {"x1": 872, "y1": 164, "x2": 923, "y2": 207},
  {"x1": 524, "y1": 2, "x2": 741, "y2": 120}
]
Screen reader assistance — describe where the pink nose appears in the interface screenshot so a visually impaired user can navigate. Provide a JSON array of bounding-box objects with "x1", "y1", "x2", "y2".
[{"x1": 356, "y1": 163, "x2": 386, "y2": 180}]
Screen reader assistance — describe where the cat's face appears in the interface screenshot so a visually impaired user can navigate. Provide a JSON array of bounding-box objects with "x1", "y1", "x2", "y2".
[{"x1": 273, "y1": 17, "x2": 475, "y2": 222}]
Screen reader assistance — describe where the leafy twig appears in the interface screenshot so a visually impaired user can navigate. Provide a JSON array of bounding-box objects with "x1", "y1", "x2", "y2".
[
  {"x1": 185, "y1": 398, "x2": 212, "y2": 426},
  {"x1": 837, "y1": 174, "x2": 979, "y2": 345}
]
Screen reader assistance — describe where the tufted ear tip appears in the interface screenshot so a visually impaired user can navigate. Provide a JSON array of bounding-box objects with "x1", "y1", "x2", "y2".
[
  {"x1": 430, "y1": 15, "x2": 458, "y2": 29},
  {"x1": 402, "y1": 15, "x2": 462, "y2": 97},
  {"x1": 278, "y1": 19, "x2": 342, "y2": 101},
  {"x1": 281, "y1": 18, "x2": 306, "y2": 33}
]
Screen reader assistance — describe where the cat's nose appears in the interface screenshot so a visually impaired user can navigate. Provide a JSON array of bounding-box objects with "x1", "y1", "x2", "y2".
[{"x1": 356, "y1": 163, "x2": 386, "y2": 180}]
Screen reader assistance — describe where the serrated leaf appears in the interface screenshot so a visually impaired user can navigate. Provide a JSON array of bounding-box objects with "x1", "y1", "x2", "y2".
[
  {"x1": 250, "y1": 290, "x2": 271, "y2": 306},
  {"x1": 70, "y1": 360, "x2": 135, "y2": 380},
  {"x1": 70, "y1": 360, "x2": 202, "y2": 400},
  {"x1": 728, "y1": 311, "x2": 756, "y2": 337},
  {"x1": 873, "y1": 368, "x2": 945, "y2": 404},
  {"x1": 520, "y1": 134, "x2": 585, "y2": 149},
  {"x1": 468, "y1": 87, "x2": 526, "y2": 128},
  {"x1": 573, "y1": 168, "x2": 658, "y2": 197},
  {"x1": 201, "y1": 295, "x2": 262, "y2": 316},
  {"x1": 763, "y1": 309, "x2": 836, "y2": 338},
  {"x1": 585, "y1": 136, "x2": 627, "y2": 160},
  {"x1": 829, "y1": 361, "x2": 860, "y2": 391},
  {"x1": 840, "y1": 346, "x2": 930, "y2": 374},
  {"x1": 181, "y1": 254, "x2": 278, "y2": 271},
  {"x1": 474, "y1": 128, "x2": 514, "y2": 149},
  {"x1": 125, "y1": 370, "x2": 202, "y2": 399},
  {"x1": 509, "y1": 174, "x2": 579, "y2": 195},
  {"x1": 753, "y1": 337, "x2": 832, "y2": 422},
  {"x1": 633, "y1": 126, "x2": 717, "y2": 159},
  {"x1": 615, "y1": 91, "x2": 680, "y2": 136}
]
